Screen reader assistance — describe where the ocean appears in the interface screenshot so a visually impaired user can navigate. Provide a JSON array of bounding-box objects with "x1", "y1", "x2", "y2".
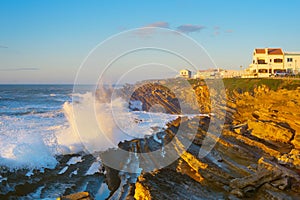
[
  {"x1": 0, "y1": 84, "x2": 180, "y2": 171},
  {"x1": 0, "y1": 85, "x2": 83, "y2": 170},
  {"x1": 0, "y1": 84, "x2": 209, "y2": 199}
]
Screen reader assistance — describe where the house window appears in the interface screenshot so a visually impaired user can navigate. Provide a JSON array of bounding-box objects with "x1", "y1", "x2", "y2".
[
  {"x1": 253, "y1": 60, "x2": 255, "y2": 64},
  {"x1": 258, "y1": 69, "x2": 268, "y2": 73},
  {"x1": 274, "y1": 59, "x2": 283, "y2": 63},
  {"x1": 270, "y1": 59, "x2": 272, "y2": 62},
  {"x1": 287, "y1": 58, "x2": 293, "y2": 62},
  {"x1": 258, "y1": 59, "x2": 266, "y2": 64}
]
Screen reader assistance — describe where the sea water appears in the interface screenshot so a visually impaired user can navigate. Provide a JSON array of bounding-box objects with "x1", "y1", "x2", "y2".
[
  {"x1": 0, "y1": 85, "x2": 77, "y2": 170},
  {"x1": 0, "y1": 85, "x2": 180, "y2": 171}
]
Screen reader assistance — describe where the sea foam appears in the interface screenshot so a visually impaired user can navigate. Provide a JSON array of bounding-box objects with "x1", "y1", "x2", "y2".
[{"x1": 0, "y1": 91, "x2": 178, "y2": 170}]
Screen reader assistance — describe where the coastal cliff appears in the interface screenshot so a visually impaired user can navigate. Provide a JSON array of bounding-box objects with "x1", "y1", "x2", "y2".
[
  {"x1": 108, "y1": 78, "x2": 300, "y2": 199},
  {"x1": 1, "y1": 78, "x2": 300, "y2": 199}
]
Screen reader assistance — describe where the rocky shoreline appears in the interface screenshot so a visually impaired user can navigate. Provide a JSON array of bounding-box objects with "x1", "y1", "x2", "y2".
[{"x1": 1, "y1": 78, "x2": 300, "y2": 199}]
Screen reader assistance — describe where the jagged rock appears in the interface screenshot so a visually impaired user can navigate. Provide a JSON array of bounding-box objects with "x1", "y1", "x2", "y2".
[
  {"x1": 128, "y1": 83, "x2": 182, "y2": 114},
  {"x1": 258, "y1": 157, "x2": 300, "y2": 180},
  {"x1": 229, "y1": 156, "x2": 300, "y2": 196},
  {"x1": 58, "y1": 192, "x2": 93, "y2": 200},
  {"x1": 134, "y1": 180, "x2": 151, "y2": 200},
  {"x1": 291, "y1": 181, "x2": 300, "y2": 193},
  {"x1": 256, "y1": 183, "x2": 293, "y2": 200},
  {"x1": 247, "y1": 120, "x2": 294, "y2": 143},
  {"x1": 271, "y1": 177, "x2": 289, "y2": 190},
  {"x1": 229, "y1": 166, "x2": 282, "y2": 190},
  {"x1": 230, "y1": 188, "x2": 244, "y2": 198},
  {"x1": 291, "y1": 134, "x2": 300, "y2": 150},
  {"x1": 278, "y1": 149, "x2": 300, "y2": 169},
  {"x1": 3, "y1": 80, "x2": 300, "y2": 199}
]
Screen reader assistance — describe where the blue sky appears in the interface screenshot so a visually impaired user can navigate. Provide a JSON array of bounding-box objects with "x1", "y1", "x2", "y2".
[{"x1": 1, "y1": 0, "x2": 300, "y2": 83}]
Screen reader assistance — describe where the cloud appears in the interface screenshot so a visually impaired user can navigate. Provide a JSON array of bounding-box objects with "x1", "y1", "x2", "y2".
[
  {"x1": 176, "y1": 24, "x2": 205, "y2": 33},
  {"x1": 225, "y1": 29, "x2": 234, "y2": 33},
  {"x1": 133, "y1": 22, "x2": 206, "y2": 37},
  {"x1": 133, "y1": 21, "x2": 170, "y2": 38},
  {"x1": 210, "y1": 27, "x2": 233, "y2": 36},
  {"x1": 214, "y1": 31, "x2": 220, "y2": 36},
  {"x1": 144, "y1": 21, "x2": 169, "y2": 28},
  {"x1": 0, "y1": 45, "x2": 8, "y2": 48},
  {"x1": 214, "y1": 26, "x2": 220, "y2": 30},
  {"x1": 0, "y1": 67, "x2": 40, "y2": 71}
]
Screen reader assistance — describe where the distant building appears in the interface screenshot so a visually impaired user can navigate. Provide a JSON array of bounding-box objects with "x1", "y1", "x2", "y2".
[
  {"x1": 179, "y1": 69, "x2": 192, "y2": 78},
  {"x1": 194, "y1": 69, "x2": 219, "y2": 79},
  {"x1": 221, "y1": 69, "x2": 244, "y2": 78},
  {"x1": 246, "y1": 48, "x2": 300, "y2": 77},
  {"x1": 194, "y1": 68, "x2": 244, "y2": 79},
  {"x1": 284, "y1": 52, "x2": 300, "y2": 74}
]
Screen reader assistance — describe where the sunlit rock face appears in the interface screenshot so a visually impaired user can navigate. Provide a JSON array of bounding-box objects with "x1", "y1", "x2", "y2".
[{"x1": 2, "y1": 79, "x2": 300, "y2": 199}]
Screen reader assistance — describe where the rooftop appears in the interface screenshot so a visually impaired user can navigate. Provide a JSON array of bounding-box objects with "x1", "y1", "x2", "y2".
[
  {"x1": 255, "y1": 49, "x2": 265, "y2": 54},
  {"x1": 268, "y1": 48, "x2": 283, "y2": 55},
  {"x1": 285, "y1": 52, "x2": 300, "y2": 55},
  {"x1": 255, "y1": 48, "x2": 283, "y2": 55}
]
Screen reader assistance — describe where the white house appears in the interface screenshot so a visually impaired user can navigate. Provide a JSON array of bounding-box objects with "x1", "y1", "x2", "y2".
[
  {"x1": 179, "y1": 69, "x2": 192, "y2": 78},
  {"x1": 247, "y1": 48, "x2": 284, "y2": 77},
  {"x1": 246, "y1": 48, "x2": 300, "y2": 77},
  {"x1": 284, "y1": 52, "x2": 300, "y2": 74}
]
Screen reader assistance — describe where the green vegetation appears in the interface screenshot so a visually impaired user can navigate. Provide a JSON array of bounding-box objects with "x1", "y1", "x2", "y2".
[
  {"x1": 188, "y1": 78, "x2": 300, "y2": 93},
  {"x1": 222, "y1": 78, "x2": 300, "y2": 92}
]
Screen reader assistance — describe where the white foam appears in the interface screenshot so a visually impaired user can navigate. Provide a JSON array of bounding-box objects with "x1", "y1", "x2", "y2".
[
  {"x1": 0, "y1": 89, "x2": 203, "y2": 171},
  {"x1": 56, "y1": 92, "x2": 179, "y2": 154},
  {"x1": 0, "y1": 119, "x2": 58, "y2": 170},
  {"x1": 85, "y1": 161, "x2": 102, "y2": 175},
  {"x1": 26, "y1": 169, "x2": 34, "y2": 177},
  {"x1": 66, "y1": 156, "x2": 83, "y2": 165},
  {"x1": 0, "y1": 175, "x2": 7, "y2": 183},
  {"x1": 58, "y1": 166, "x2": 68, "y2": 175},
  {"x1": 129, "y1": 100, "x2": 142, "y2": 111},
  {"x1": 70, "y1": 169, "x2": 78, "y2": 177},
  {"x1": 153, "y1": 134, "x2": 162, "y2": 144}
]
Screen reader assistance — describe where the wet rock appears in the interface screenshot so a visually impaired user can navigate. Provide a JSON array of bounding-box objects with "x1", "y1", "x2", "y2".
[
  {"x1": 230, "y1": 188, "x2": 244, "y2": 198},
  {"x1": 59, "y1": 191, "x2": 93, "y2": 200},
  {"x1": 291, "y1": 181, "x2": 300, "y2": 193},
  {"x1": 271, "y1": 177, "x2": 289, "y2": 190},
  {"x1": 229, "y1": 167, "x2": 282, "y2": 190},
  {"x1": 256, "y1": 183, "x2": 294, "y2": 200},
  {"x1": 4, "y1": 80, "x2": 300, "y2": 199}
]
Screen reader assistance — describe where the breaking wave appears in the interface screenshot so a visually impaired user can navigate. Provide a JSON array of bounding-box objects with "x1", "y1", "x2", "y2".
[{"x1": 0, "y1": 90, "x2": 178, "y2": 171}]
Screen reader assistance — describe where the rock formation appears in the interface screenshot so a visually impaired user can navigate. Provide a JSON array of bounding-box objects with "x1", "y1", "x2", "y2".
[{"x1": 1, "y1": 78, "x2": 300, "y2": 199}]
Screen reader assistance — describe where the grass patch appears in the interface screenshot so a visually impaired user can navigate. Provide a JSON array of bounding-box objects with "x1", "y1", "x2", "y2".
[{"x1": 188, "y1": 78, "x2": 300, "y2": 93}]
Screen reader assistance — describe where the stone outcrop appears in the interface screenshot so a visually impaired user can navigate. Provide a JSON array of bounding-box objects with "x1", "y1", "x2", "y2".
[
  {"x1": 2, "y1": 79, "x2": 300, "y2": 199},
  {"x1": 247, "y1": 120, "x2": 294, "y2": 143},
  {"x1": 58, "y1": 192, "x2": 94, "y2": 200}
]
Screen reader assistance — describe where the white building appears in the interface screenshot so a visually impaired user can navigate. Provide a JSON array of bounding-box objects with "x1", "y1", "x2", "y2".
[
  {"x1": 179, "y1": 69, "x2": 192, "y2": 78},
  {"x1": 194, "y1": 69, "x2": 217, "y2": 79},
  {"x1": 284, "y1": 52, "x2": 300, "y2": 74},
  {"x1": 194, "y1": 68, "x2": 244, "y2": 79},
  {"x1": 246, "y1": 48, "x2": 300, "y2": 77},
  {"x1": 221, "y1": 69, "x2": 244, "y2": 78}
]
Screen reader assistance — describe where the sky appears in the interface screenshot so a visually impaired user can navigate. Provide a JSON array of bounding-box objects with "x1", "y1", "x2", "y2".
[{"x1": 1, "y1": 0, "x2": 300, "y2": 84}]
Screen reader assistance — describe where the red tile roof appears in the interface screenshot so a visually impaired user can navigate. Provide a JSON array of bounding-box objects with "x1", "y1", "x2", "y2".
[
  {"x1": 255, "y1": 48, "x2": 283, "y2": 55},
  {"x1": 255, "y1": 49, "x2": 265, "y2": 54},
  {"x1": 268, "y1": 48, "x2": 283, "y2": 55}
]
